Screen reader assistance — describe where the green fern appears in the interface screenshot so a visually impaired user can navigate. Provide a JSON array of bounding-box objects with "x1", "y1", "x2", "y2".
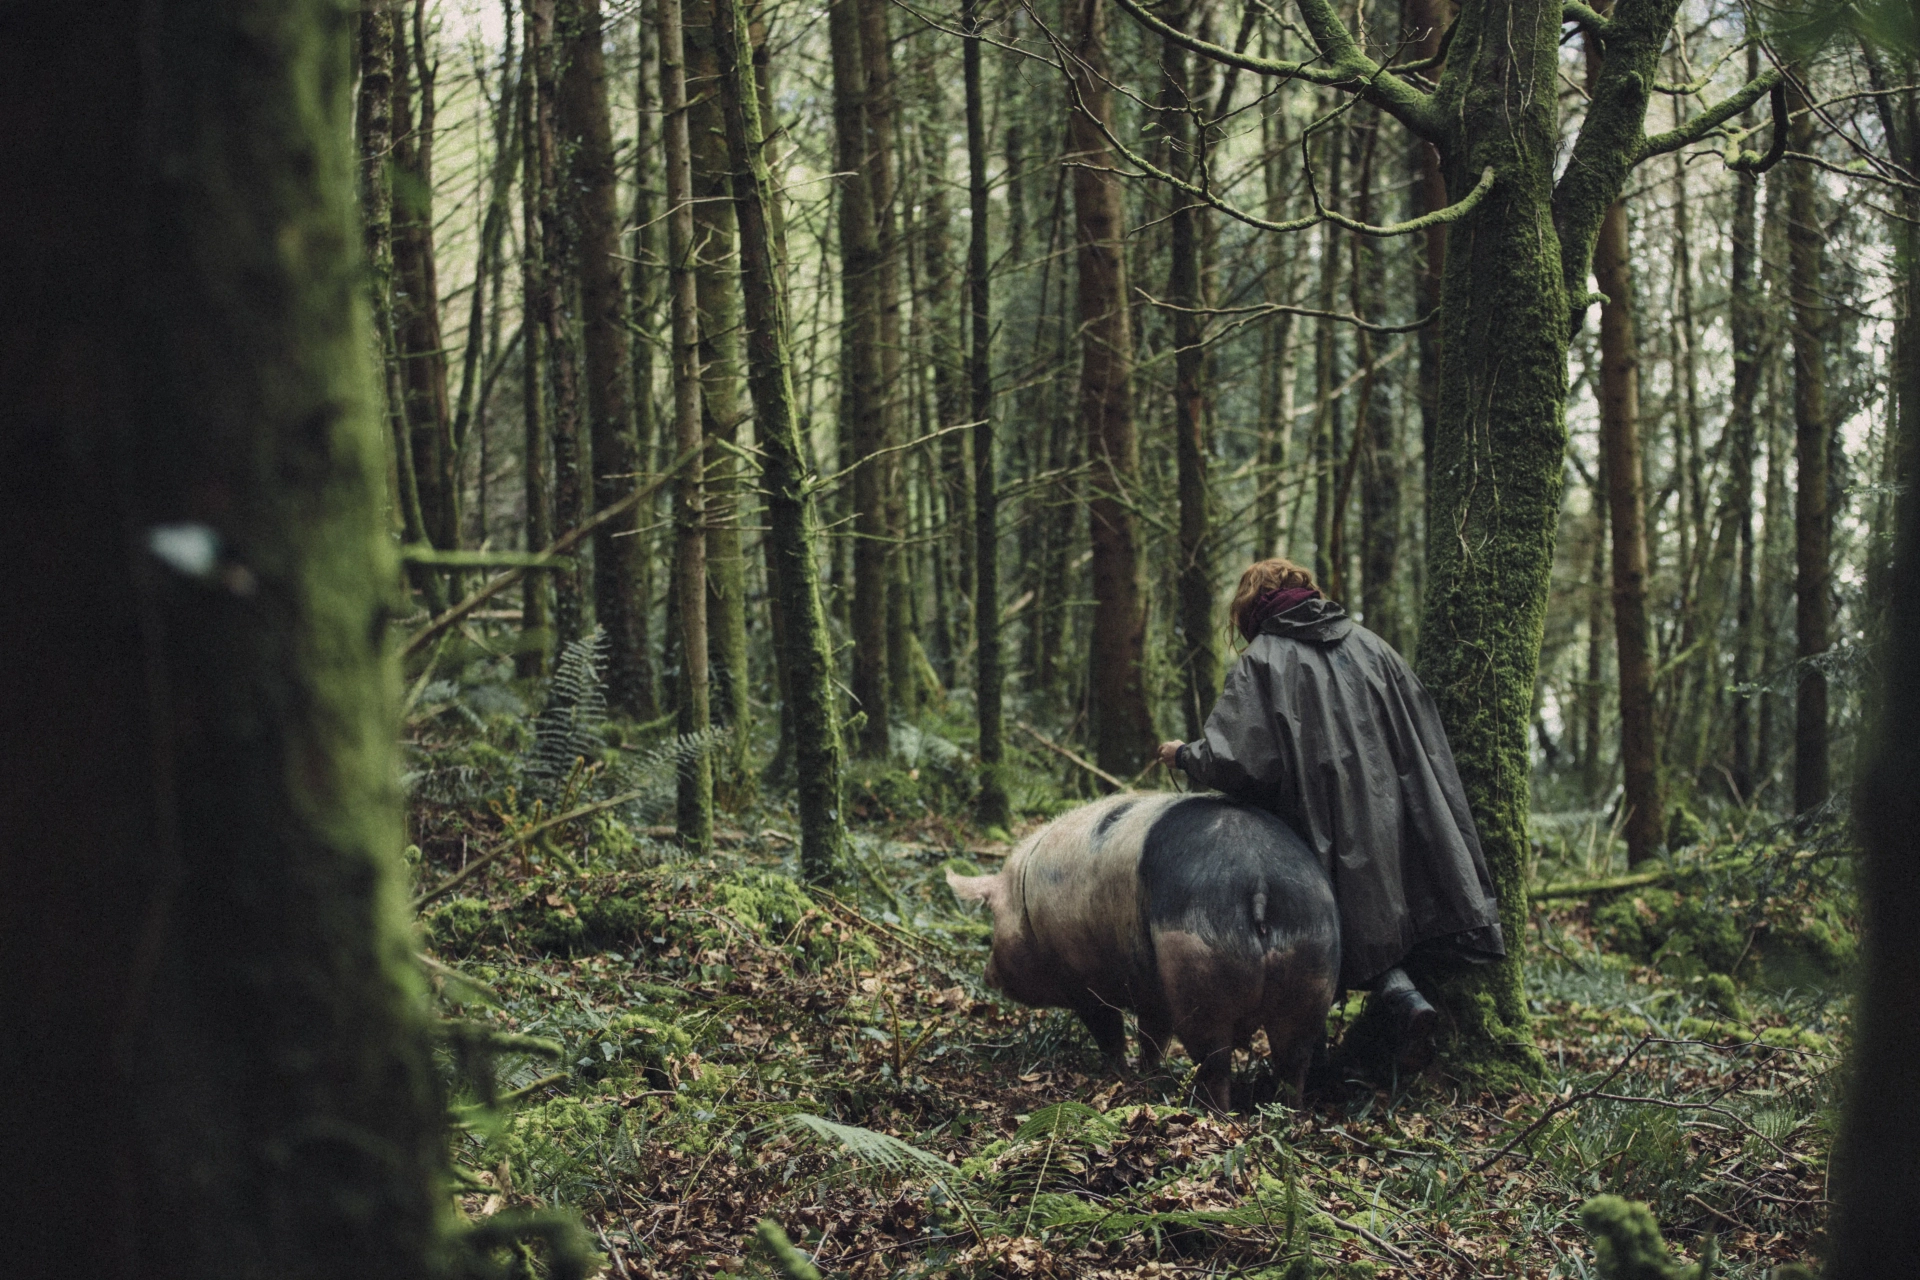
[{"x1": 783, "y1": 1113, "x2": 954, "y2": 1179}]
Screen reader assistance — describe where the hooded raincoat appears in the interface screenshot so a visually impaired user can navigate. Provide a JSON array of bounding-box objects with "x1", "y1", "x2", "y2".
[{"x1": 1175, "y1": 597, "x2": 1505, "y2": 988}]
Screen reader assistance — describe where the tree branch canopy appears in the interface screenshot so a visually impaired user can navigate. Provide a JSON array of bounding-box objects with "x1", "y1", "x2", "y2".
[{"x1": 1108, "y1": 0, "x2": 1442, "y2": 142}]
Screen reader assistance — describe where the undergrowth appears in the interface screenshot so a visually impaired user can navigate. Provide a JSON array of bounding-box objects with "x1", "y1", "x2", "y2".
[{"x1": 405, "y1": 644, "x2": 1847, "y2": 1278}]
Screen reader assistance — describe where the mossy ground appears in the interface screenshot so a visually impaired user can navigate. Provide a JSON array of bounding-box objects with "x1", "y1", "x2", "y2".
[{"x1": 406, "y1": 679, "x2": 1846, "y2": 1278}]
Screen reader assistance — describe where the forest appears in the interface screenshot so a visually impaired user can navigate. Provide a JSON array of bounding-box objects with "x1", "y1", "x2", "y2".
[{"x1": 3, "y1": 0, "x2": 1916, "y2": 1278}]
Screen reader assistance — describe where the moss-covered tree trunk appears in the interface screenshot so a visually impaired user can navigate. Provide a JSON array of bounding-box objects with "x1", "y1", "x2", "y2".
[
  {"x1": 712, "y1": 0, "x2": 850, "y2": 882},
  {"x1": 0, "y1": 3, "x2": 450, "y2": 1275},
  {"x1": 686, "y1": 0, "x2": 756, "y2": 797},
  {"x1": 661, "y1": 0, "x2": 715, "y2": 852},
  {"x1": 626, "y1": 5, "x2": 663, "y2": 721}
]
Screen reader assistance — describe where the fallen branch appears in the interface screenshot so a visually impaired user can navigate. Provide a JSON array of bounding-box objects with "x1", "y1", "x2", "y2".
[
  {"x1": 1528, "y1": 855, "x2": 1748, "y2": 901},
  {"x1": 400, "y1": 442, "x2": 701, "y2": 661},
  {"x1": 1015, "y1": 720, "x2": 1131, "y2": 792}
]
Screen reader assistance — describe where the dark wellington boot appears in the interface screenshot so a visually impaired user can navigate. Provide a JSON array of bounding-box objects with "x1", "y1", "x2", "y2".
[{"x1": 1371, "y1": 968, "x2": 1438, "y2": 1071}]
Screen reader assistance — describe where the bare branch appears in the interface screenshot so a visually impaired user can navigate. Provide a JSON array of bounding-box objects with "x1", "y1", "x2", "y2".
[{"x1": 1727, "y1": 82, "x2": 1788, "y2": 173}]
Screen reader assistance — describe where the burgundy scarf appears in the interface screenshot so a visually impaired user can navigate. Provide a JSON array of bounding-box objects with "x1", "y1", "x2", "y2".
[{"x1": 1239, "y1": 586, "x2": 1320, "y2": 642}]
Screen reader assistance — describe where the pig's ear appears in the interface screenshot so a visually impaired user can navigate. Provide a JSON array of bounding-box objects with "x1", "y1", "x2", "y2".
[{"x1": 946, "y1": 870, "x2": 1001, "y2": 909}]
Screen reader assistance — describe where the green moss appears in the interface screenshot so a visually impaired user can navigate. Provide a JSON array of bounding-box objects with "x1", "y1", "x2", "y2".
[
  {"x1": 424, "y1": 897, "x2": 500, "y2": 956},
  {"x1": 1578, "y1": 1195, "x2": 1709, "y2": 1280}
]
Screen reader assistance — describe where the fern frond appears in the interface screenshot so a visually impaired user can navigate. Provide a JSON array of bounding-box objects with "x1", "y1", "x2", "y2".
[{"x1": 783, "y1": 1113, "x2": 954, "y2": 1178}]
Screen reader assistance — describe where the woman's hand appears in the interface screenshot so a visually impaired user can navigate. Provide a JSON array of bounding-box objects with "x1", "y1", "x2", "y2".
[{"x1": 1157, "y1": 740, "x2": 1184, "y2": 769}]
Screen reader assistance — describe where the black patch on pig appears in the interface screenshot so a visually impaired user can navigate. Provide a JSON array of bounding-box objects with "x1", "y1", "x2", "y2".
[
  {"x1": 1138, "y1": 798, "x2": 1336, "y2": 954},
  {"x1": 1093, "y1": 799, "x2": 1138, "y2": 841}
]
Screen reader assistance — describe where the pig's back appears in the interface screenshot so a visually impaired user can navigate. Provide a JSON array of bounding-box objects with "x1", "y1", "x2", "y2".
[
  {"x1": 1138, "y1": 797, "x2": 1338, "y2": 964},
  {"x1": 1014, "y1": 793, "x2": 1180, "y2": 1003}
]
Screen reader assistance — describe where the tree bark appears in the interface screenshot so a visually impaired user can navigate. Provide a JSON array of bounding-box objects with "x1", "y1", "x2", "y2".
[
  {"x1": 1725, "y1": 55, "x2": 1764, "y2": 802},
  {"x1": 966, "y1": 0, "x2": 1008, "y2": 828},
  {"x1": 1163, "y1": 24, "x2": 1219, "y2": 740},
  {"x1": 517, "y1": 24, "x2": 553, "y2": 678},
  {"x1": 1070, "y1": 0, "x2": 1155, "y2": 778},
  {"x1": 660, "y1": 0, "x2": 714, "y2": 851},
  {"x1": 1594, "y1": 196, "x2": 1662, "y2": 865},
  {"x1": 1, "y1": 4, "x2": 449, "y2": 1273},
  {"x1": 626, "y1": 0, "x2": 662, "y2": 721},
  {"x1": 1787, "y1": 76, "x2": 1831, "y2": 815},
  {"x1": 357, "y1": 1, "x2": 440, "y2": 611},
  {"x1": 560, "y1": 0, "x2": 646, "y2": 717},
  {"x1": 391, "y1": 4, "x2": 460, "y2": 556},
  {"x1": 529, "y1": 0, "x2": 587, "y2": 649},
  {"x1": 829, "y1": 0, "x2": 892, "y2": 755},
  {"x1": 712, "y1": 0, "x2": 850, "y2": 882},
  {"x1": 687, "y1": 0, "x2": 755, "y2": 793}
]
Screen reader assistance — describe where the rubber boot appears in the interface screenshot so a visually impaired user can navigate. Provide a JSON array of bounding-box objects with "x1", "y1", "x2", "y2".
[{"x1": 1371, "y1": 968, "x2": 1437, "y2": 1071}]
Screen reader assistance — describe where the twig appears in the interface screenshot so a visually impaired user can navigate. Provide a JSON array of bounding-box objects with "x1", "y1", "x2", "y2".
[
  {"x1": 1473, "y1": 1034, "x2": 1656, "y2": 1173},
  {"x1": 412, "y1": 784, "x2": 659, "y2": 910},
  {"x1": 1324, "y1": 1213, "x2": 1416, "y2": 1266},
  {"x1": 400, "y1": 442, "x2": 701, "y2": 660},
  {"x1": 1015, "y1": 720, "x2": 1130, "y2": 791}
]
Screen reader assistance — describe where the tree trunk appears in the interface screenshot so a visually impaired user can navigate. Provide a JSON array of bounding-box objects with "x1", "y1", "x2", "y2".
[
  {"x1": 712, "y1": 0, "x2": 850, "y2": 882},
  {"x1": 858, "y1": 0, "x2": 917, "y2": 728},
  {"x1": 1311, "y1": 114, "x2": 1344, "y2": 587},
  {"x1": 1407, "y1": 0, "x2": 1450, "y2": 496},
  {"x1": 687, "y1": 0, "x2": 755, "y2": 795},
  {"x1": 1163, "y1": 25, "x2": 1218, "y2": 740},
  {"x1": 517, "y1": 25, "x2": 553, "y2": 678},
  {"x1": 358, "y1": 1, "x2": 441, "y2": 611},
  {"x1": 1355, "y1": 113, "x2": 1402, "y2": 651},
  {"x1": 391, "y1": 4, "x2": 460, "y2": 556},
  {"x1": 829, "y1": 0, "x2": 892, "y2": 755},
  {"x1": 529, "y1": 0, "x2": 587, "y2": 649},
  {"x1": 1594, "y1": 196, "x2": 1662, "y2": 866},
  {"x1": 559, "y1": 0, "x2": 645, "y2": 717},
  {"x1": 1786, "y1": 77, "x2": 1831, "y2": 815},
  {"x1": 1725, "y1": 61, "x2": 1764, "y2": 802},
  {"x1": 1070, "y1": 0, "x2": 1155, "y2": 778},
  {"x1": 1, "y1": 4, "x2": 449, "y2": 1273},
  {"x1": 966, "y1": 0, "x2": 1008, "y2": 828},
  {"x1": 659, "y1": 0, "x2": 714, "y2": 851},
  {"x1": 626, "y1": 1, "x2": 662, "y2": 721},
  {"x1": 1583, "y1": 449, "x2": 1610, "y2": 800}
]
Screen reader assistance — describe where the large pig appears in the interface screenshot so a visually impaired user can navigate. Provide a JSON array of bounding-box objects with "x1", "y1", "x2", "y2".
[{"x1": 947, "y1": 792, "x2": 1339, "y2": 1110}]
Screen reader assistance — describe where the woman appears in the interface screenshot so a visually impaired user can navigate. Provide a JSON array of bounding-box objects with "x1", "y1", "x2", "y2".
[{"x1": 1157, "y1": 558, "x2": 1505, "y2": 1065}]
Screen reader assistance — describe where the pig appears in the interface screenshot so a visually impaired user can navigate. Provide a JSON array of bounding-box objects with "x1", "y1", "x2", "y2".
[{"x1": 947, "y1": 792, "x2": 1339, "y2": 1110}]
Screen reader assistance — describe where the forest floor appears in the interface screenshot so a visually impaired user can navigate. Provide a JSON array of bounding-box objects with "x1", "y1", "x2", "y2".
[{"x1": 406, "y1": 655, "x2": 1850, "y2": 1279}]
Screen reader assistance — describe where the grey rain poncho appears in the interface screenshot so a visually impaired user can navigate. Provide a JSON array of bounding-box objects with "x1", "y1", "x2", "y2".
[{"x1": 1175, "y1": 597, "x2": 1505, "y2": 988}]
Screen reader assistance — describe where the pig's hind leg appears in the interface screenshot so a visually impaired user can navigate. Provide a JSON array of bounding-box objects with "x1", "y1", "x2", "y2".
[{"x1": 1075, "y1": 1002, "x2": 1130, "y2": 1076}]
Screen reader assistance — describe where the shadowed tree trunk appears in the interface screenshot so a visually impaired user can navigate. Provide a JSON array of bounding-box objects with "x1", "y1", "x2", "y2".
[
  {"x1": 829, "y1": 0, "x2": 892, "y2": 755},
  {"x1": 357, "y1": 0, "x2": 437, "y2": 612},
  {"x1": 1163, "y1": 19, "x2": 1220, "y2": 741},
  {"x1": 626, "y1": 0, "x2": 662, "y2": 721},
  {"x1": 1786, "y1": 75, "x2": 1831, "y2": 815},
  {"x1": 1725, "y1": 58, "x2": 1764, "y2": 802},
  {"x1": 1071, "y1": 0, "x2": 1155, "y2": 778},
  {"x1": 392, "y1": 3, "x2": 460, "y2": 558},
  {"x1": 0, "y1": 3, "x2": 450, "y2": 1274},
  {"x1": 687, "y1": 0, "x2": 755, "y2": 795},
  {"x1": 560, "y1": 0, "x2": 647, "y2": 717},
  {"x1": 1594, "y1": 195, "x2": 1662, "y2": 866},
  {"x1": 965, "y1": 0, "x2": 1010, "y2": 828},
  {"x1": 529, "y1": 0, "x2": 587, "y2": 649},
  {"x1": 518, "y1": 20, "x2": 554, "y2": 678},
  {"x1": 713, "y1": 0, "x2": 849, "y2": 882},
  {"x1": 660, "y1": 0, "x2": 714, "y2": 851}
]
